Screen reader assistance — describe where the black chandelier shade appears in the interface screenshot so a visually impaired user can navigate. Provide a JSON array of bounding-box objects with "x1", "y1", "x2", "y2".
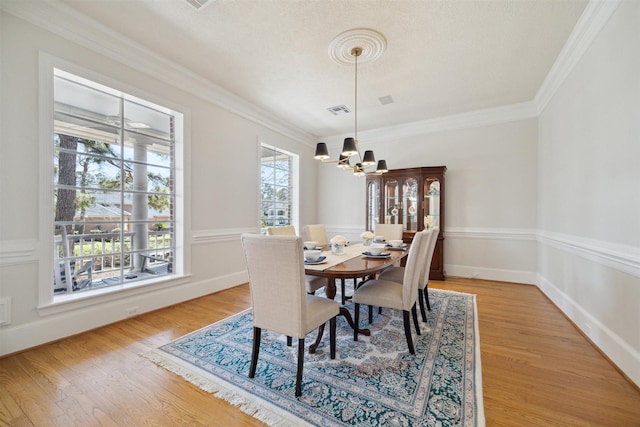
[
  {"x1": 314, "y1": 142, "x2": 329, "y2": 160},
  {"x1": 341, "y1": 137, "x2": 358, "y2": 156}
]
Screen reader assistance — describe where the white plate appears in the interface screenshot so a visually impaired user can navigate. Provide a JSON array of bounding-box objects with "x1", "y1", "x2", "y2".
[{"x1": 362, "y1": 252, "x2": 391, "y2": 259}]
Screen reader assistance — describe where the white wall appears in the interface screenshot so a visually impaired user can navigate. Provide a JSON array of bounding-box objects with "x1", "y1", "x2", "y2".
[
  {"x1": 1, "y1": 0, "x2": 638, "y2": 388},
  {"x1": 317, "y1": 117, "x2": 539, "y2": 284},
  {"x1": 537, "y1": 0, "x2": 640, "y2": 386},
  {"x1": 0, "y1": 6, "x2": 319, "y2": 355}
]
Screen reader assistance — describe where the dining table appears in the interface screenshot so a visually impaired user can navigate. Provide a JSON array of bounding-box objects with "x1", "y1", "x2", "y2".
[{"x1": 304, "y1": 242, "x2": 409, "y2": 353}]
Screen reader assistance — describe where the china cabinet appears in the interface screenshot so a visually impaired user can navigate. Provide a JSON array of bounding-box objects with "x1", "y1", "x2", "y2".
[{"x1": 366, "y1": 166, "x2": 446, "y2": 280}]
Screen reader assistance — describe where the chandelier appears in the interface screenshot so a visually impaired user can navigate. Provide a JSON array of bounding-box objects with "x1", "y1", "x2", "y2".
[{"x1": 314, "y1": 45, "x2": 388, "y2": 176}]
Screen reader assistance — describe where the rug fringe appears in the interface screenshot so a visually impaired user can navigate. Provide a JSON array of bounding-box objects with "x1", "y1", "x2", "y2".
[{"x1": 141, "y1": 349, "x2": 308, "y2": 426}]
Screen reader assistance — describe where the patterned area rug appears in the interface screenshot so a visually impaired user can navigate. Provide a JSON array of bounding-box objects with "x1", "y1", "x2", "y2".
[{"x1": 143, "y1": 288, "x2": 484, "y2": 426}]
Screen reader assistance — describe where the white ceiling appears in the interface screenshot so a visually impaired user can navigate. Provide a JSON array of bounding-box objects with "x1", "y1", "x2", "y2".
[{"x1": 60, "y1": 0, "x2": 588, "y2": 139}]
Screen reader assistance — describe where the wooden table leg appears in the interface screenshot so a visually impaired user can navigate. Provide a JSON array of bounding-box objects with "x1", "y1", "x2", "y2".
[{"x1": 309, "y1": 277, "x2": 370, "y2": 354}]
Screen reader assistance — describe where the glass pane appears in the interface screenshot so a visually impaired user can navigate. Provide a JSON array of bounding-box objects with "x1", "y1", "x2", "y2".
[
  {"x1": 260, "y1": 145, "x2": 294, "y2": 229},
  {"x1": 367, "y1": 180, "x2": 379, "y2": 229},
  {"x1": 403, "y1": 178, "x2": 418, "y2": 231},
  {"x1": 122, "y1": 131, "x2": 172, "y2": 163},
  {"x1": 384, "y1": 179, "x2": 399, "y2": 224},
  {"x1": 424, "y1": 178, "x2": 440, "y2": 229},
  {"x1": 275, "y1": 165, "x2": 290, "y2": 183},
  {"x1": 53, "y1": 114, "x2": 121, "y2": 148},
  {"x1": 123, "y1": 100, "x2": 173, "y2": 141},
  {"x1": 53, "y1": 70, "x2": 176, "y2": 296},
  {"x1": 54, "y1": 76, "x2": 121, "y2": 123}
]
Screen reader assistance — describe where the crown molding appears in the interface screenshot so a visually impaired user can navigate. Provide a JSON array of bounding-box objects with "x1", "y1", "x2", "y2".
[
  {"x1": 534, "y1": 0, "x2": 622, "y2": 114},
  {"x1": 322, "y1": 101, "x2": 538, "y2": 144},
  {"x1": 2, "y1": 0, "x2": 618, "y2": 146},
  {"x1": 0, "y1": 0, "x2": 315, "y2": 146}
]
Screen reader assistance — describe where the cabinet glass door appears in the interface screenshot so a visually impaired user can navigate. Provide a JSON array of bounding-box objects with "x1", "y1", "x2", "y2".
[
  {"x1": 423, "y1": 177, "x2": 440, "y2": 229},
  {"x1": 384, "y1": 179, "x2": 399, "y2": 224},
  {"x1": 403, "y1": 178, "x2": 418, "y2": 231},
  {"x1": 367, "y1": 180, "x2": 380, "y2": 228}
]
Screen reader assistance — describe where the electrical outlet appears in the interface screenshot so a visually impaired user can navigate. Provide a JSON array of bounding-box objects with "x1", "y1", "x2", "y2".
[
  {"x1": 125, "y1": 306, "x2": 139, "y2": 317},
  {"x1": 0, "y1": 297, "x2": 11, "y2": 326}
]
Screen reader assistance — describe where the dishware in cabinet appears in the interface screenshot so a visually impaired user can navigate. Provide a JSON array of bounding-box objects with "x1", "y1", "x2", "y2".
[{"x1": 366, "y1": 166, "x2": 446, "y2": 280}]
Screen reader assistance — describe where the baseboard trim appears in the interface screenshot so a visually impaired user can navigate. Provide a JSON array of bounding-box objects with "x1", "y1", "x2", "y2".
[
  {"x1": 537, "y1": 274, "x2": 640, "y2": 388},
  {"x1": 0, "y1": 270, "x2": 247, "y2": 356},
  {"x1": 445, "y1": 264, "x2": 536, "y2": 285}
]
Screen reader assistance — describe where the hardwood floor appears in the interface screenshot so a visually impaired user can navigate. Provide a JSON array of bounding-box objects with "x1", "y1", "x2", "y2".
[{"x1": 1, "y1": 278, "x2": 639, "y2": 426}]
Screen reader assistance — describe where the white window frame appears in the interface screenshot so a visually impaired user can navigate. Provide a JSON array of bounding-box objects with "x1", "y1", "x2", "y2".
[
  {"x1": 259, "y1": 142, "x2": 299, "y2": 234},
  {"x1": 38, "y1": 53, "x2": 188, "y2": 313}
]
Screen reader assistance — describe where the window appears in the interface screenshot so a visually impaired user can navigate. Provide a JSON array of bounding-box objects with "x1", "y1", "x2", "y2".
[
  {"x1": 51, "y1": 68, "x2": 182, "y2": 298},
  {"x1": 260, "y1": 144, "x2": 297, "y2": 230}
]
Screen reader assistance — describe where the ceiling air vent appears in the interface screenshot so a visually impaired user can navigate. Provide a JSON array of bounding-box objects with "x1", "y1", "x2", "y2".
[
  {"x1": 327, "y1": 105, "x2": 351, "y2": 116},
  {"x1": 184, "y1": 0, "x2": 214, "y2": 11},
  {"x1": 378, "y1": 95, "x2": 394, "y2": 105}
]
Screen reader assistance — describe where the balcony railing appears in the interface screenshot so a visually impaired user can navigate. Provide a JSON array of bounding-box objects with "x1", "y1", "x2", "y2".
[{"x1": 54, "y1": 230, "x2": 172, "y2": 294}]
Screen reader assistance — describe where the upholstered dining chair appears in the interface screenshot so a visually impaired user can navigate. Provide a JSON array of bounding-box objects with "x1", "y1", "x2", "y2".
[
  {"x1": 373, "y1": 223, "x2": 404, "y2": 241},
  {"x1": 302, "y1": 224, "x2": 329, "y2": 246},
  {"x1": 267, "y1": 225, "x2": 327, "y2": 295},
  {"x1": 351, "y1": 230, "x2": 428, "y2": 355},
  {"x1": 266, "y1": 225, "x2": 296, "y2": 236},
  {"x1": 241, "y1": 234, "x2": 340, "y2": 397},
  {"x1": 379, "y1": 227, "x2": 439, "y2": 322}
]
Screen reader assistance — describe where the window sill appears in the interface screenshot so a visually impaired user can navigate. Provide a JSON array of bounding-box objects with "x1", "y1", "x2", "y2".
[{"x1": 38, "y1": 273, "x2": 191, "y2": 316}]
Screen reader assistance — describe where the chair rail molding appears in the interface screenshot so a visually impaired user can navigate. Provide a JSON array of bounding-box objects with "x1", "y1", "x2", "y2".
[
  {"x1": 0, "y1": 239, "x2": 39, "y2": 266},
  {"x1": 445, "y1": 227, "x2": 537, "y2": 241},
  {"x1": 537, "y1": 230, "x2": 640, "y2": 278},
  {"x1": 191, "y1": 227, "x2": 258, "y2": 245}
]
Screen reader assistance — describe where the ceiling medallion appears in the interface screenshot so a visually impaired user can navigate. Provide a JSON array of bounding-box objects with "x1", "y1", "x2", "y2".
[{"x1": 328, "y1": 28, "x2": 387, "y2": 66}]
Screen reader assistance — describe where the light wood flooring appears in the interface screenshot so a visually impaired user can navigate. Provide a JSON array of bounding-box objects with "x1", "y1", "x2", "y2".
[{"x1": 1, "y1": 278, "x2": 639, "y2": 426}]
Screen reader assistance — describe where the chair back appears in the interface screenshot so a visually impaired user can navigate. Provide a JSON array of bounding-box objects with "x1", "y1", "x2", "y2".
[
  {"x1": 374, "y1": 223, "x2": 404, "y2": 241},
  {"x1": 302, "y1": 224, "x2": 328, "y2": 246},
  {"x1": 267, "y1": 225, "x2": 296, "y2": 236},
  {"x1": 418, "y1": 227, "x2": 439, "y2": 287},
  {"x1": 241, "y1": 234, "x2": 307, "y2": 338},
  {"x1": 401, "y1": 230, "x2": 428, "y2": 310}
]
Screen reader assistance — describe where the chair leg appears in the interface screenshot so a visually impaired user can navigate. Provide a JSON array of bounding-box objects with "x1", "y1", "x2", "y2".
[
  {"x1": 287, "y1": 336, "x2": 292, "y2": 346},
  {"x1": 330, "y1": 317, "x2": 336, "y2": 359},
  {"x1": 295, "y1": 337, "x2": 305, "y2": 397},
  {"x1": 368, "y1": 305, "x2": 373, "y2": 323},
  {"x1": 425, "y1": 286, "x2": 431, "y2": 311},
  {"x1": 249, "y1": 327, "x2": 261, "y2": 378},
  {"x1": 402, "y1": 310, "x2": 415, "y2": 355},
  {"x1": 418, "y1": 289, "x2": 427, "y2": 322},
  {"x1": 341, "y1": 278, "x2": 346, "y2": 305},
  {"x1": 354, "y1": 303, "x2": 360, "y2": 341},
  {"x1": 412, "y1": 304, "x2": 421, "y2": 335}
]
